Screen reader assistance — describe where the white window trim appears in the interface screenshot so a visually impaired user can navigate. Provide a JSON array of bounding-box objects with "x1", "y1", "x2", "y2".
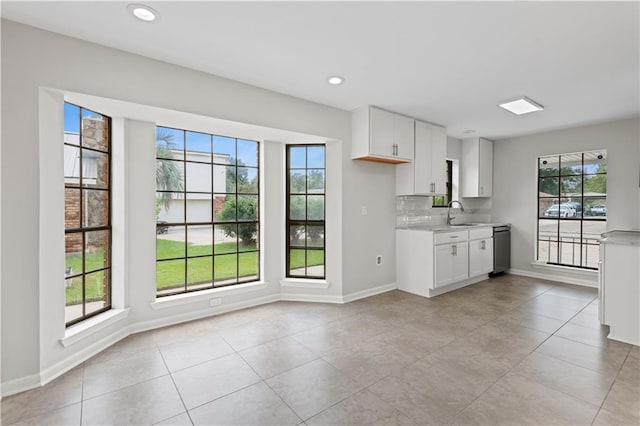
[
  {"x1": 150, "y1": 281, "x2": 269, "y2": 310},
  {"x1": 280, "y1": 278, "x2": 331, "y2": 289},
  {"x1": 61, "y1": 308, "x2": 130, "y2": 347}
]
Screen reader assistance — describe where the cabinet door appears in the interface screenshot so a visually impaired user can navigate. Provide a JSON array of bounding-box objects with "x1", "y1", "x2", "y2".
[
  {"x1": 470, "y1": 238, "x2": 493, "y2": 276},
  {"x1": 431, "y1": 125, "x2": 448, "y2": 195},
  {"x1": 394, "y1": 114, "x2": 415, "y2": 160},
  {"x1": 479, "y1": 138, "x2": 493, "y2": 197},
  {"x1": 370, "y1": 107, "x2": 395, "y2": 158},
  {"x1": 434, "y1": 244, "x2": 454, "y2": 288},
  {"x1": 452, "y1": 243, "x2": 469, "y2": 282},
  {"x1": 413, "y1": 121, "x2": 432, "y2": 194},
  {"x1": 482, "y1": 238, "x2": 494, "y2": 274},
  {"x1": 469, "y1": 239, "x2": 483, "y2": 277}
]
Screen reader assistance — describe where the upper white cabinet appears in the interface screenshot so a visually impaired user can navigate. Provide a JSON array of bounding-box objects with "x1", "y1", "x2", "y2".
[
  {"x1": 461, "y1": 137, "x2": 493, "y2": 197},
  {"x1": 352, "y1": 106, "x2": 414, "y2": 164},
  {"x1": 396, "y1": 120, "x2": 447, "y2": 195}
]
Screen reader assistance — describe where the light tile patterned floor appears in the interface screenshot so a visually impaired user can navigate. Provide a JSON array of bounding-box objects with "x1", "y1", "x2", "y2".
[{"x1": 2, "y1": 274, "x2": 639, "y2": 425}]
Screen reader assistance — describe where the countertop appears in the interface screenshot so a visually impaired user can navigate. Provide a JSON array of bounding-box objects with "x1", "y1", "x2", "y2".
[
  {"x1": 396, "y1": 222, "x2": 510, "y2": 233},
  {"x1": 600, "y1": 230, "x2": 640, "y2": 246}
]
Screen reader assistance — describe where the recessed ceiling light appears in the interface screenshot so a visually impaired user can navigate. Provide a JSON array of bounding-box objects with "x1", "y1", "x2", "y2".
[
  {"x1": 463, "y1": 130, "x2": 476, "y2": 134},
  {"x1": 127, "y1": 4, "x2": 159, "y2": 22},
  {"x1": 498, "y1": 96, "x2": 544, "y2": 115},
  {"x1": 327, "y1": 76, "x2": 345, "y2": 85}
]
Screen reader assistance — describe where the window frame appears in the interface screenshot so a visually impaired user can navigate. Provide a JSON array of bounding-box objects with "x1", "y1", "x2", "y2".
[
  {"x1": 155, "y1": 126, "x2": 260, "y2": 297},
  {"x1": 64, "y1": 102, "x2": 112, "y2": 327},
  {"x1": 536, "y1": 150, "x2": 607, "y2": 270},
  {"x1": 285, "y1": 144, "x2": 326, "y2": 279},
  {"x1": 432, "y1": 159, "x2": 453, "y2": 207}
]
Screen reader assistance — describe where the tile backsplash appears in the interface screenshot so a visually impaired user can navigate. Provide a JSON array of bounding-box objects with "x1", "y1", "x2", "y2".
[{"x1": 396, "y1": 196, "x2": 491, "y2": 227}]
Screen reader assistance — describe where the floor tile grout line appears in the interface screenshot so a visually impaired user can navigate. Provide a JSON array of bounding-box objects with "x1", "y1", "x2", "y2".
[
  {"x1": 156, "y1": 341, "x2": 195, "y2": 426},
  {"x1": 590, "y1": 348, "x2": 633, "y2": 425},
  {"x1": 79, "y1": 362, "x2": 85, "y2": 426},
  {"x1": 443, "y1": 312, "x2": 565, "y2": 421}
]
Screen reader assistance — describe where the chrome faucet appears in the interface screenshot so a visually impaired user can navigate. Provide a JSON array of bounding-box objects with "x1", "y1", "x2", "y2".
[{"x1": 446, "y1": 200, "x2": 465, "y2": 225}]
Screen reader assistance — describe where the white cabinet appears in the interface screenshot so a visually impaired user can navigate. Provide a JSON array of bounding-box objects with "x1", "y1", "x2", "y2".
[
  {"x1": 469, "y1": 238, "x2": 494, "y2": 277},
  {"x1": 599, "y1": 231, "x2": 640, "y2": 346},
  {"x1": 352, "y1": 106, "x2": 414, "y2": 164},
  {"x1": 396, "y1": 120, "x2": 447, "y2": 195},
  {"x1": 434, "y1": 232, "x2": 469, "y2": 287},
  {"x1": 461, "y1": 137, "x2": 493, "y2": 197},
  {"x1": 397, "y1": 226, "x2": 494, "y2": 298}
]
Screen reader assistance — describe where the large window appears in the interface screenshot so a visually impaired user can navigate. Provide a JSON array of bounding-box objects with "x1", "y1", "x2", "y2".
[
  {"x1": 155, "y1": 127, "x2": 259, "y2": 296},
  {"x1": 286, "y1": 145, "x2": 326, "y2": 278},
  {"x1": 537, "y1": 150, "x2": 607, "y2": 269},
  {"x1": 63, "y1": 103, "x2": 112, "y2": 326}
]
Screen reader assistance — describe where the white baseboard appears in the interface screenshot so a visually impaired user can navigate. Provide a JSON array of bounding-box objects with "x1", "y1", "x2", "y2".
[
  {"x1": 40, "y1": 326, "x2": 130, "y2": 387},
  {"x1": 427, "y1": 275, "x2": 488, "y2": 297},
  {"x1": 130, "y1": 294, "x2": 280, "y2": 335},
  {"x1": 1, "y1": 283, "x2": 400, "y2": 397},
  {"x1": 342, "y1": 282, "x2": 397, "y2": 303},
  {"x1": 280, "y1": 293, "x2": 343, "y2": 303},
  {"x1": 1, "y1": 372, "x2": 42, "y2": 398},
  {"x1": 508, "y1": 268, "x2": 598, "y2": 288}
]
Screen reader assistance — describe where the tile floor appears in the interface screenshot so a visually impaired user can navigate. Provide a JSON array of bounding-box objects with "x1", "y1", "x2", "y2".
[{"x1": 2, "y1": 274, "x2": 639, "y2": 425}]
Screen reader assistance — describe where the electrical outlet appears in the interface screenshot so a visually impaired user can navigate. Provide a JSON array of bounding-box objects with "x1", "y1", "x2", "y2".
[
  {"x1": 361, "y1": 206, "x2": 368, "y2": 216},
  {"x1": 376, "y1": 255, "x2": 382, "y2": 265}
]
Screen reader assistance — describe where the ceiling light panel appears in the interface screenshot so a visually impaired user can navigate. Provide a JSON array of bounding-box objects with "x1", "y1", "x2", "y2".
[{"x1": 498, "y1": 96, "x2": 544, "y2": 115}]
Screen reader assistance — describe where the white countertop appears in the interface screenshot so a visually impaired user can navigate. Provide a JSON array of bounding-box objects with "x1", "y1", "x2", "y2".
[
  {"x1": 397, "y1": 222, "x2": 510, "y2": 233},
  {"x1": 600, "y1": 230, "x2": 640, "y2": 246}
]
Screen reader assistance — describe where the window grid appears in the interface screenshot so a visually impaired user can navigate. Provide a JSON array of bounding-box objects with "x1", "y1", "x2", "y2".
[
  {"x1": 64, "y1": 102, "x2": 112, "y2": 327},
  {"x1": 536, "y1": 151, "x2": 606, "y2": 270},
  {"x1": 286, "y1": 144, "x2": 326, "y2": 279},
  {"x1": 156, "y1": 127, "x2": 260, "y2": 297},
  {"x1": 432, "y1": 160, "x2": 453, "y2": 207}
]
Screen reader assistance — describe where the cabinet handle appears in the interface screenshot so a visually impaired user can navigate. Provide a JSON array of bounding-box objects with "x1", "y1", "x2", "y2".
[
  {"x1": 450, "y1": 235, "x2": 459, "y2": 239},
  {"x1": 481, "y1": 240, "x2": 486, "y2": 250},
  {"x1": 431, "y1": 182, "x2": 435, "y2": 192}
]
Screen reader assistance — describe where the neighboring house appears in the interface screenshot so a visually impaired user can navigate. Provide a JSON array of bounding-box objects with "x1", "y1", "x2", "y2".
[{"x1": 156, "y1": 149, "x2": 230, "y2": 224}]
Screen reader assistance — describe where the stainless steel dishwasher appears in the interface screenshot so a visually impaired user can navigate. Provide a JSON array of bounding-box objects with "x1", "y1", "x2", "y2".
[{"x1": 490, "y1": 225, "x2": 511, "y2": 276}]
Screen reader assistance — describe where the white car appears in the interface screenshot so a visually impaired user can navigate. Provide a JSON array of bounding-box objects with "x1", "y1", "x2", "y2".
[{"x1": 544, "y1": 204, "x2": 574, "y2": 218}]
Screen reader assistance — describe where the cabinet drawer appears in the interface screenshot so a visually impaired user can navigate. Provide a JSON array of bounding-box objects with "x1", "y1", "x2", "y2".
[
  {"x1": 435, "y1": 230, "x2": 468, "y2": 245},
  {"x1": 469, "y1": 227, "x2": 492, "y2": 240}
]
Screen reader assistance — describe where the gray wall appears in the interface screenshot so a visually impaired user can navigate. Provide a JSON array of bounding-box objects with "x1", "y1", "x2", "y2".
[
  {"x1": 492, "y1": 118, "x2": 640, "y2": 277},
  {"x1": 0, "y1": 20, "x2": 399, "y2": 390}
]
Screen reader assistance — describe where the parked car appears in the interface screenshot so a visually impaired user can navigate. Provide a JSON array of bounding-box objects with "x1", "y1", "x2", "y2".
[
  {"x1": 561, "y1": 202, "x2": 582, "y2": 216},
  {"x1": 544, "y1": 204, "x2": 574, "y2": 218},
  {"x1": 588, "y1": 204, "x2": 607, "y2": 216}
]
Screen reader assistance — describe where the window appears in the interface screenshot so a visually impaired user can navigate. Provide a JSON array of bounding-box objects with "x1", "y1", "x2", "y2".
[
  {"x1": 432, "y1": 160, "x2": 453, "y2": 207},
  {"x1": 537, "y1": 150, "x2": 607, "y2": 269},
  {"x1": 286, "y1": 145, "x2": 326, "y2": 278},
  {"x1": 63, "y1": 102, "x2": 112, "y2": 326},
  {"x1": 155, "y1": 127, "x2": 259, "y2": 296}
]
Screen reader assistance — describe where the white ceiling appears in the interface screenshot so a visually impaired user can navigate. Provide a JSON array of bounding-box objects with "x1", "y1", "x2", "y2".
[{"x1": 2, "y1": 1, "x2": 639, "y2": 140}]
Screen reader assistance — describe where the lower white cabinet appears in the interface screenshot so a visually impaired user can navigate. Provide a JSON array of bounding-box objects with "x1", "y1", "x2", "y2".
[
  {"x1": 397, "y1": 226, "x2": 493, "y2": 297},
  {"x1": 435, "y1": 242, "x2": 468, "y2": 288},
  {"x1": 469, "y1": 238, "x2": 494, "y2": 277},
  {"x1": 599, "y1": 231, "x2": 640, "y2": 346}
]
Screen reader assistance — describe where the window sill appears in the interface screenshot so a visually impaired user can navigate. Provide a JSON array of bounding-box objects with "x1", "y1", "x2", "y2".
[
  {"x1": 61, "y1": 308, "x2": 131, "y2": 348},
  {"x1": 280, "y1": 278, "x2": 331, "y2": 289},
  {"x1": 530, "y1": 261, "x2": 599, "y2": 276},
  {"x1": 150, "y1": 281, "x2": 269, "y2": 310}
]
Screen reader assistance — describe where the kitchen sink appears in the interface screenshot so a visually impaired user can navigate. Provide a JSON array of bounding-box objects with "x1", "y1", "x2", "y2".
[{"x1": 448, "y1": 223, "x2": 477, "y2": 227}]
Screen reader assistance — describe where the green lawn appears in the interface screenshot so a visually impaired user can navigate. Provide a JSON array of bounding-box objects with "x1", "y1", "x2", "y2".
[{"x1": 66, "y1": 239, "x2": 325, "y2": 304}]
